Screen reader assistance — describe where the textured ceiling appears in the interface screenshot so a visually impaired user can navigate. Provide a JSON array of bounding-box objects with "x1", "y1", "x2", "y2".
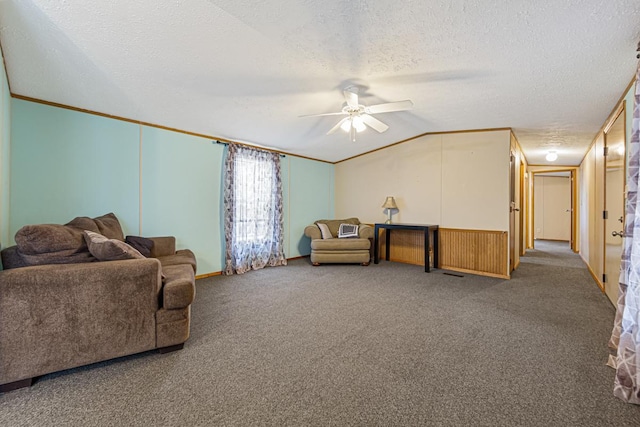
[{"x1": 0, "y1": 0, "x2": 639, "y2": 164}]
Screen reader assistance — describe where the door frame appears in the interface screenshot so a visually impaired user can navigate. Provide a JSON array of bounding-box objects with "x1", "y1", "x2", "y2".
[
  {"x1": 602, "y1": 102, "x2": 627, "y2": 300},
  {"x1": 529, "y1": 168, "x2": 578, "y2": 252},
  {"x1": 520, "y1": 158, "x2": 526, "y2": 256}
]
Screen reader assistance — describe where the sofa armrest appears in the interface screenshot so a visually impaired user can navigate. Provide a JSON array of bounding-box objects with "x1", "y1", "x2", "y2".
[
  {"x1": 149, "y1": 236, "x2": 176, "y2": 258},
  {"x1": 359, "y1": 224, "x2": 374, "y2": 239},
  {"x1": 0, "y1": 258, "x2": 162, "y2": 385},
  {"x1": 162, "y1": 265, "x2": 196, "y2": 310},
  {"x1": 304, "y1": 225, "x2": 321, "y2": 240}
]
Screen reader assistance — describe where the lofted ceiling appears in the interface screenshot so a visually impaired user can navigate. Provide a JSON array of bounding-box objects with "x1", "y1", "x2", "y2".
[{"x1": 0, "y1": 1, "x2": 639, "y2": 164}]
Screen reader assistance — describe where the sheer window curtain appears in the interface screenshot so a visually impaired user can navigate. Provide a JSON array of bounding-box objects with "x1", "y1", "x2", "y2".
[
  {"x1": 609, "y1": 64, "x2": 640, "y2": 404},
  {"x1": 223, "y1": 143, "x2": 287, "y2": 275}
]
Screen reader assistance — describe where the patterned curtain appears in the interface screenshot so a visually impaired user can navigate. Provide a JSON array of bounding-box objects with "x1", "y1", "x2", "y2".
[
  {"x1": 223, "y1": 143, "x2": 287, "y2": 275},
  {"x1": 609, "y1": 65, "x2": 640, "y2": 404}
]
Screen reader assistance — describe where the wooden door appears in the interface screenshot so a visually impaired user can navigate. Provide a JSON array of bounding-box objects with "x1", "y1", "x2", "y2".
[
  {"x1": 604, "y1": 110, "x2": 626, "y2": 305},
  {"x1": 509, "y1": 152, "x2": 516, "y2": 272}
]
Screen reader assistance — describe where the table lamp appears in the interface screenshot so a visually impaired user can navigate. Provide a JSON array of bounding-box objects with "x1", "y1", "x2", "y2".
[{"x1": 382, "y1": 196, "x2": 398, "y2": 224}]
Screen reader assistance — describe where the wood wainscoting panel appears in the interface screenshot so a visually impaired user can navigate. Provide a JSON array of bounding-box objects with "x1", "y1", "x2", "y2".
[
  {"x1": 439, "y1": 228, "x2": 509, "y2": 278},
  {"x1": 377, "y1": 227, "x2": 509, "y2": 278},
  {"x1": 379, "y1": 228, "x2": 427, "y2": 266}
]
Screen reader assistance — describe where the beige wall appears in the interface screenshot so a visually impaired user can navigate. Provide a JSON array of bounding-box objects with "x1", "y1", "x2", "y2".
[
  {"x1": 578, "y1": 82, "x2": 634, "y2": 291},
  {"x1": 335, "y1": 134, "x2": 442, "y2": 224},
  {"x1": 335, "y1": 130, "x2": 511, "y2": 231},
  {"x1": 441, "y1": 131, "x2": 511, "y2": 230}
]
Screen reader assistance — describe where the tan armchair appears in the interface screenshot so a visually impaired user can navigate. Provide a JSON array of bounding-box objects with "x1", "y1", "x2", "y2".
[{"x1": 304, "y1": 218, "x2": 373, "y2": 266}]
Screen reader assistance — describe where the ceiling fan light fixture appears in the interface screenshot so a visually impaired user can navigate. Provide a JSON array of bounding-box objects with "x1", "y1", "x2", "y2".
[
  {"x1": 352, "y1": 116, "x2": 366, "y2": 132},
  {"x1": 304, "y1": 86, "x2": 413, "y2": 140},
  {"x1": 340, "y1": 118, "x2": 352, "y2": 132},
  {"x1": 340, "y1": 116, "x2": 367, "y2": 133},
  {"x1": 545, "y1": 151, "x2": 558, "y2": 162}
]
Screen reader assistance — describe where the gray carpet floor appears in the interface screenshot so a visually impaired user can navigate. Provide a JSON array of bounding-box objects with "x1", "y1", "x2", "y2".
[{"x1": 1, "y1": 240, "x2": 639, "y2": 426}]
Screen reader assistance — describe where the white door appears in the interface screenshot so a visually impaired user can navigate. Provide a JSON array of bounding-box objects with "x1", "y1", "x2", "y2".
[{"x1": 534, "y1": 175, "x2": 571, "y2": 242}]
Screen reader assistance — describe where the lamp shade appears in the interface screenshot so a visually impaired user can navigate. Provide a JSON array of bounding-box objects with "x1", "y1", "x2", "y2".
[{"x1": 381, "y1": 196, "x2": 398, "y2": 209}]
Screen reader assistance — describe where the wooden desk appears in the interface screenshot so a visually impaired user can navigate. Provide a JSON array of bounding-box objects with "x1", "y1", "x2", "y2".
[{"x1": 373, "y1": 223, "x2": 439, "y2": 272}]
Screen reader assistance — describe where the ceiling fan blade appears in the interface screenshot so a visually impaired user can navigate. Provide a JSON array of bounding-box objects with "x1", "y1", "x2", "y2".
[
  {"x1": 361, "y1": 114, "x2": 389, "y2": 133},
  {"x1": 327, "y1": 117, "x2": 349, "y2": 135},
  {"x1": 365, "y1": 100, "x2": 413, "y2": 114},
  {"x1": 299, "y1": 111, "x2": 347, "y2": 118},
  {"x1": 344, "y1": 88, "x2": 359, "y2": 109}
]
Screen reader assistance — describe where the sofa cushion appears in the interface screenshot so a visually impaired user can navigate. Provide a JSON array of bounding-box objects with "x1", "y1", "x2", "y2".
[
  {"x1": 14, "y1": 223, "x2": 96, "y2": 266},
  {"x1": 84, "y1": 231, "x2": 145, "y2": 261},
  {"x1": 1, "y1": 245, "x2": 32, "y2": 269},
  {"x1": 125, "y1": 235, "x2": 154, "y2": 257},
  {"x1": 157, "y1": 249, "x2": 197, "y2": 273},
  {"x1": 311, "y1": 238, "x2": 370, "y2": 251},
  {"x1": 15, "y1": 224, "x2": 87, "y2": 255},
  {"x1": 315, "y1": 218, "x2": 360, "y2": 238},
  {"x1": 67, "y1": 212, "x2": 125, "y2": 241}
]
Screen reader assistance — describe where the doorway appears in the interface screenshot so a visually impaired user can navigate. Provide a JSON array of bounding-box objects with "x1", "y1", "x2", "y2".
[
  {"x1": 531, "y1": 169, "x2": 576, "y2": 250},
  {"x1": 603, "y1": 108, "x2": 626, "y2": 306}
]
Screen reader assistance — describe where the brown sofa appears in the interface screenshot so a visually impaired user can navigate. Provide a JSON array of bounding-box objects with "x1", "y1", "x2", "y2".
[
  {"x1": 304, "y1": 218, "x2": 373, "y2": 265},
  {"x1": 0, "y1": 213, "x2": 196, "y2": 392}
]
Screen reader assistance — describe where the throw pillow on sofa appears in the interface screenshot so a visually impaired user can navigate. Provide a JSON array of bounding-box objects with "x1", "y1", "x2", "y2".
[
  {"x1": 316, "y1": 223, "x2": 333, "y2": 239},
  {"x1": 338, "y1": 223, "x2": 359, "y2": 238},
  {"x1": 315, "y1": 218, "x2": 360, "y2": 238},
  {"x1": 84, "y1": 230, "x2": 145, "y2": 261},
  {"x1": 125, "y1": 236, "x2": 154, "y2": 257}
]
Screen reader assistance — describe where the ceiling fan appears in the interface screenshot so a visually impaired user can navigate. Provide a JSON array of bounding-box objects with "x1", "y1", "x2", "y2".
[{"x1": 301, "y1": 86, "x2": 413, "y2": 142}]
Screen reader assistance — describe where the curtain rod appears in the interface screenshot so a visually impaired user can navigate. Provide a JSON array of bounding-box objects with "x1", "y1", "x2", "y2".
[{"x1": 214, "y1": 140, "x2": 286, "y2": 157}]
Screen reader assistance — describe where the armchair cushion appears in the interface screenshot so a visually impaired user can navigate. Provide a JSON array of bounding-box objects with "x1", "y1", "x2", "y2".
[
  {"x1": 315, "y1": 218, "x2": 360, "y2": 238},
  {"x1": 317, "y1": 223, "x2": 333, "y2": 239},
  {"x1": 311, "y1": 238, "x2": 370, "y2": 251}
]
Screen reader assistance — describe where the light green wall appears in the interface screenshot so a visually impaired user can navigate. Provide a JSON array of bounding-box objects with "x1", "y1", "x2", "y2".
[
  {"x1": 140, "y1": 126, "x2": 224, "y2": 274},
  {"x1": 10, "y1": 99, "x2": 140, "y2": 234},
  {"x1": 9, "y1": 98, "x2": 334, "y2": 274},
  {"x1": 0, "y1": 54, "x2": 10, "y2": 250},
  {"x1": 287, "y1": 156, "x2": 334, "y2": 257}
]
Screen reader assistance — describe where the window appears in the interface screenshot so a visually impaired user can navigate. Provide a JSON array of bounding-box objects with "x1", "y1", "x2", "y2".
[{"x1": 223, "y1": 143, "x2": 286, "y2": 275}]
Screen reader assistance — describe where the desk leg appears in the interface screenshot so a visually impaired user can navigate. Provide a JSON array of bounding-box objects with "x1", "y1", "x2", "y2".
[
  {"x1": 385, "y1": 229, "x2": 391, "y2": 261},
  {"x1": 374, "y1": 225, "x2": 380, "y2": 264},
  {"x1": 424, "y1": 228, "x2": 430, "y2": 273},
  {"x1": 433, "y1": 229, "x2": 439, "y2": 269}
]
